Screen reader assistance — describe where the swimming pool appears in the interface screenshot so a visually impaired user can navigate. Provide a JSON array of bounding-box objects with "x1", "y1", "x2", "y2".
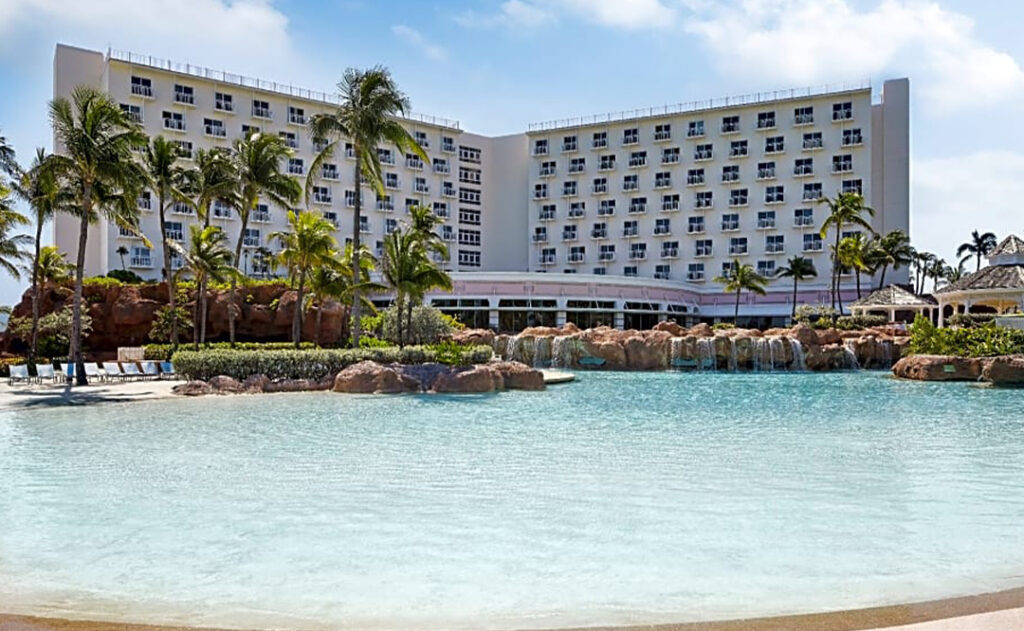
[{"x1": 1, "y1": 372, "x2": 1022, "y2": 630}]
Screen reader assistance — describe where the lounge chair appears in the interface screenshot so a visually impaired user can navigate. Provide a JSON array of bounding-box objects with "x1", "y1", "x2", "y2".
[
  {"x1": 141, "y1": 361, "x2": 160, "y2": 379},
  {"x1": 84, "y1": 362, "x2": 107, "y2": 382},
  {"x1": 7, "y1": 364, "x2": 32, "y2": 385},
  {"x1": 159, "y1": 361, "x2": 177, "y2": 379},
  {"x1": 58, "y1": 362, "x2": 75, "y2": 380},
  {"x1": 121, "y1": 362, "x2": 144, "y2": 380},
  {"x1": 103, "y1": 362, "x2": 127, "y2": 382},
  {"x1": 36, "y1": 364, "x2": 57, "y2": 383}
]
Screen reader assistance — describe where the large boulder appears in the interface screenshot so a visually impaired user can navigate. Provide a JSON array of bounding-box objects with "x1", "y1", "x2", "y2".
[
  {"x1": 431, "y1": 365, "x2": 501, "y2": 393},
  {"x1": 816, "y1": 328, "x2": 842, "y2": 346},
  {"x1": 688, "y1": 323, "x2": 714, "y2": 338},
  {"x1": 981, "y1": 356, "x2": 1024, "y2": 386},
  {"x1": 805, "y1": 344, "x2": 859, "y2": 371},
  {"x1": 173, "y1": 380, "x2": 212, "y2": 396},
  {"x1": 788, "y1": 323, "x2": 819, "y2": 348},
  {"x1": 333, "y1": 361, "x2": 420, "y2": 394},
  {"x1": 450, "y1": 328, "x2": 496, "y2": 347},
  {"x1": 653, "y1": 321, "x2": 686, "y2": 337},
  {"x1": 892, "y1": 355, "x2": 983, "y2": 381},
  {"x1": 208, "y1": 375, "x2": 243, "y2": 394},
  {"x1": 490, "y1": 361, "x2": 545, "y2": 391},
  {"x1": 242, "y1": 374, "x2": 271, "y2": 393}
]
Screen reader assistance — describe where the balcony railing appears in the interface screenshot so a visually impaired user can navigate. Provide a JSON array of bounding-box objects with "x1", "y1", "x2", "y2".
[
  {"x1": 131, "y1": 84, "x2": 153, "y2": 97},
  {"x1": 662, "y1": 200, "x2": 680, "y2": 211},
  {"x1": 629, "y1": 250, "x2": 647, "y2": 261},
  {"x1": 539, "y1": 210, "x2": 556, "y2": 221},
  {"x1": 252, "y1": 106, "x2": 272, "y2": 119},
  {"x1": 661, "y1": 248, "x2": 679, "y2": 258},
  {"x1": 687, "y1": 225, "x2": 705, "y2": 234},
  {"x1": 591, "y1": 229, "x2": 607, "y2": 239},
  {"x1": 687, "y1": 272, "x2": 705, "y2": 281},
  {"x1": 174, "y1": 92, "x2": 194, "y2": 105},
  {"x1": 597, "y1": 206, "x2": 614, "y2": 217},
  {"x1": 568, "y1": 207, "x2": 586, "y2": 218},
  {"x1": 313, "y1": 193, "x2": 333, "y2": 204},
  {"x1": 163, "y1": 118, "x2": 185, "y2": 131},
  {"x1": 628, "y1": 203, "x2": 647, "y2": 214},
  {"x1": 204, "y1": 125, "x2": 226, "y2": 137},
  {"x1": 539, "y1": 254, "x2": 556, "y2": 265},
  {"x1": 568, "y1": 253, "x2": 585, "y2": 263},
  {"x1": 653, "y1": 226, "x2": 671, "y2": 235},
  {"x1": 130, "y1": 256, "x2": 152, "y2": 268},
  {"x1": 532, "y1": 233, "x2": 548, "y2": 243},
  {"x1": 654, "y1": 130, "x2": 672, "y2": 141},
  {"x1": 598, "y1": 251, "x2": 615, "y2": 261}
]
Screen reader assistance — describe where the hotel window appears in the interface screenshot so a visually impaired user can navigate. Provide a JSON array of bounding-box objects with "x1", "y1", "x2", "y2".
[
  {"x1": 406, "y1": 153, "x2": 424, "y2": 169},
  {"x1": 591, "y1": 222, "x2": 608, "y2": 239},
  {"x1": 765, "y1": 185, "x2": 785, "y2": 204},
  {"x1": 598, "y1": 244, "x2": 615, "y2": 261},
  {"x1": 120, "y1": 103, "x2": 142, "y2": 123},
  {"x1": 459, "y1": 229, "x2": 481, "y2": 246},
  {"x1": 687, "y1": 120, "x2": 705, "y2": 138},
  {"x1": 599, "y1": 154, "x2": 616, "y2": 171},
  {"x1": 695, "y1": 239, "x2": 713, "y2": 257},
  {"x1": 654, "y1": 264, "x2": 671, "y2": 280},
  {"x1": 661, "y1": 241, "x2": 679, "y2": 258},
  {"x1": 570, "y1": 201, "x2": 587, "y2": 217},
  {"x1": 622, "y1": 174, "x2": 639, "y2": 192},
  {"x1": 623, "y1": 127, "x2": 639, "y2": 145},
  {"x1": 162, "y1": 110, "x2": 185, "y2": 131},
  {"x1": 757, "y1": 210, "x2": 776, "y2": 229},
  {"x1": 629, "y1": 242, "x2": 647, "y2": 260},
  {"x1": 442, "y1": 136, "x2": 456, "y2": 153},
  {"x1": 202, "y1": 118, "x2": 225, "y2": 137},
  {"x1": 459, "y1": 208, "x2": 481, "y2": 225},
  {"x1": 757, "y1": 111, "x2": 776, "y2": 129},
  {"x1": 794, "y1": 157, "x2": 814, "y2": 176},
  {"x1": 592, "y1": 177, "x2": 608, "y2": 194},
  {"x1": 287, "y1": 158, "x2": 304, "y2": 175},
  {"x1": 533, "y1": 139, "x2": 549, "y2": 155},
  {"x1": 130, "y1": 76, "x2": 153, "y2": 97},
  {"x1": 654, "y1": 171, "x2": 672, "y2": 188},
  {"x1": 164, "y1": 221, "x2": 184, "y2": 241},
  {"x1": 568, "y1": 245, "x2": 586, "y2": 262},
  {"x1": 688, "y1": 216, "x2": 705, "y2": 234},
  {"x1": 842, "y1": 230, "x2": 863, "y2": 240},
  {"x1": 539, "y1": 204, "x2": 556, "y2": 221},
  {"x1": 598, "y1": 199, "x2": 615, "y2": 216},
  {"x1": 592, "y1": 131, "x2": 608, "y2": 149},
  {"x1": 414, "y1": 177, "x2": 429, "y2": 194},
  {"x1": 540, "y1": 248, "x2": 556, "y2": 264},
  {"x1": 137, "y1": 191, "x2": 152, "y2": 210},
  {"x1": 721, "y1": 213, "x2": 740, "y2": 231},
  {"x1": 378, "y1": 148, "x2": 394, "y2": 164},
  {"x1": 721, "y1": 115, "x2": 740, "y2": 133},
  {"x1": 695, "y1": 191, "x2": 713, "y2": 209},
  {"x1": 832, "y1": 101, "x2": 853, "y2": 121},
  {"x1": 569, "y1": 157, "x2": 586, "y2": 174},
  {"x1": 359, "y1": 216, "x2": 371, "y2": 233},
  {"x1": 757, "y1": 260, "x2": 776, "y2": 276},
  {"x1": 803, "y1": 233, "x2": 823, "y2": 251},
  {"x1": 622, "y1": 220, "x2": 639, "y2": 237},
  {"x1": 722, "y1": 165, "x2": 740, "y2": 183},
  {"x1": 654, "y1": 217, "x2": 671, "y2": 235},
  {"x1": 459, "y1": 167, "x2": 481, "y2": 184},
  {"x1": 533, "y1": 184, "x2": 548, "y2": 200},
  {"x1": 661, "y1": 147, "x2": 680, "y2": 164},
  {"x1": 562, "y1": 135, "x2": 578, "y2": 152},
  {"x1": 802, "y1": 182, "x2": 823, "y2": 201},
  {"x1": 458, "y1": 145, "x2": 482, "y2": 163},
  {"x1": 173, "y1": 84, "x2": 194, "y2": 105},
  {"x1": 654, "y1": 123, "x2": 672, "y2": 141},
  {"x1": 414, "y1": 130, "x2": 429, "y2": 148},
  {"x1": 765, "y1": 136, "x2": 784, "y2": 154},
  {"x1": 628, "y1": 151, "x2": 647, "y2": 167},
  {"x1": 832, "y1": 154, "x2": 853, "y2": 173},
  {"x1": 403, "y1": 198, "x2": 416, "y2": 213},
  {"x1": 662, "y1": 193, "x2": 680, "y2": 211},
  {"x1": 312, "y1": 186, "x2": 332, "y2": 204},
  {"x1": 757, "y1": 161, "x2": 776, "y2": 179},
  {"x1": 384, "y1": 172, "x2": 399, "y2": 189},
  {"x1": 562, "y1": 181, "x2": 578, "y2": 197},
  {"x1": 842, "y1": 179, "x2": 863, "y2": 195},
  {"x1": 433, "y1": 158, "x2": 450, "y2": 174},
  {"x1": 172, "y1": 140, "x2": 193, "y2": 159},
  {"x1": 288, "y1": 106, "x2": 306, "y2": 125},
  {"x1": 687, "y1": 263, "x2": 705, "y2": 281},
  {"x1": 766, "y1": 234, "x2": 785, "y2": 253},
  {"x1": 442, "y1": 181, "x2": 456, "y2": 197},
  {"x1": 687, "y1": 168, "x2": 705, "y2": 186},
  {"x1": 130, "y1": 246, "x2": 152, "y2": 267},
  {"x1": 279, "y1": 131, "x2": 298, "y2": 149},
  {"x1": 628, "y1": 196, "x2": 648, "y2": 214},
  {"x1": 533, "y1": 226, "x2": 548, "y2": 243},
  {"x1": 344, "y1": 190, "x2": 356, "y2": 207},
  {"x1": 243, "y1": 228, "x2": 261, "y2": 247},
  {"x1": 729, "y1": 237, "x2": 748, "y2": 255},
  {"x1": 842, "y1": 128, "x2": 863, "y2": 146},
  {"x1": 458, "y1": 250, "x2": 481, "y2": 267},
  {"x1": 803, "y1": 132, "x2": 823, "y2": 150},
  {"x1": 794, "y1": 207, "x2": 814, "y2": 226},
  {"x1": 730, "y1": 140, "x2": 748, "y2": 158},
  {"x1": 694, "y1": 144, "x2": 713, "y2": 161},
  {"x1": 314, "y1": 138, "x2": 329, "y2": 153},
  {"x1": 459, "y1": 188, "x2": 481, "y2": 205},
  {"x1": 729, "y1": 188, "x2": 749, "y2": 207},
  {"x1": 252, "y1": 99, "x2": 271, "y2": 119},
  {"x1": 383, "y1": 217, "x2": 398, "y2": 234},
  {"x1": 794, "y1": 105, "x2": 814, "y2": 125},
  {"x1": 213, "y1": 92, "x2": 233, "y2": 112}
]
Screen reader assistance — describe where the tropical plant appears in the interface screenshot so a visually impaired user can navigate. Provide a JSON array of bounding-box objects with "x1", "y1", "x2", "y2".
[
  {"x1": 115, "y1": 244, "x2": 129, "y2": 270},
  {"x1": 307, "y1": 66, "x2": 429, "y2": 347},
  {"x1": 956, "y1": 230, "x2": 998, "y2": 272},
  {"x1": 872, "y1": 229, "x2": 913, "y2": 290},
  {"x1": 925, "y1": 255, "x2": 948, "y2": 292},
  {"x1": 229, "y1": 132, "x2": 301, "y2": 344},
  {"x1": 48, "y1": 85, "x2": 147, "y2": 384},
  {"x1": 175, "y1": 224, "x2": 238, "y2": 348},
  {"x1": 714, "y1": 259, "x2": 768, "y2": 321},
  {"x1": 305, "y1": 244, "x2": 383, "y2": 347},
  {"x1": 32, "y1": 245, "x2": 72, "y2": 285},
  {"x1": 380, "y1": 228, "x2": 453, "y2": 346},
  {"x1": 149, "y1": 304, "x2": 193, "y2": 344},
  {"x1": 911, "y1": 250, "x2": 937, "y2": 295},
  {"x1": 836, "y1": 232, "x2": 873, "y2": 299},
  {"x1": 775, "y1": 255, "x2": 817, "y2": 318},
  {"x1": 185, "y1": 147, "x2": 238, "y2": 227},
  {"x1": 818, "y1": 192, "x2": 875, "y2": 314},
  {"x1": 0, "y1": 183, "x2": 30, "y2": 280},
  {"x1": 943, "y1": 261, "x2": 966, "y2": 285},
  {"x1": 7, "y1": 304, "x2": 92, "y2": 359},
  {"x1": 270, "y1": 210, "x2": 338, "y2": 347},
  {"x1": 407, "y1": 204, "x2": 449, "y2": 261},
  {"x1": 0, "y1": 128, "x2": 16, "y2": 175}
]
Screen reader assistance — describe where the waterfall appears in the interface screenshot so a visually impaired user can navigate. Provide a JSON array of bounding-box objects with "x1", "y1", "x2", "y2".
[
  {"x1": 789, "y1": 338, "x2": 806, "y2": 371},
  {"x1": 697, "y1": 338, "x2": 716, "y2": 371},
  {"x1": 728, "y1": 337, "x2": 738, "y2": 372},
  {"x1": 769, "y1": 337, "x2": 785, "y2": 371},
  {"x1": 533, "y1": 337, "x2": 552, "y2": 368},
  {"x1": 670, "y1": 337, "x2": 684, "y2": 370},
  {"x1": 504, "y1": 336, "x2": 516, "y2": 362},
  {"x1": 551, "y1": 336, "x2": 565, "y2": 369},
  {"x1": 842, "y1": 339, "x2": 861, "y2": 370},
  {"x1": 881, "y1": 339, "x2": 893, "y2": 367}
]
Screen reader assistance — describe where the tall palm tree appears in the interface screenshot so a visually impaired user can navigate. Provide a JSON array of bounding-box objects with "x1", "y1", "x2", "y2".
[
  {"x1": 714, "y1": 259, "x2": 768, "y2": 322},
  {"x1": 270, "y1": 210, "x2": 338, "y2": 347},
  {"x1": 943, "y1": 261, "x2": 966, "y2": 285},
  {"x1": 819, "y1": 192, "x2": 875, "y2": 313},
  {"x1": 116, "y1": 244, "x2": 129, "y2": 270},
  {"x1": 230, "y1": 132, "x2": 302, "y2": 344},
  {"x1": 775, "y1": 255, "x2": 817, "y2": 319},
  {"x1": 186, "y1": 147, "x2": 238, "y2": 228},
  {"x1": 32, "y1": 245, "x2": 72, "y2": 285},
  {"x1": 910, "y1": 250, "x2": 937, "y2": 295},
  {"x1": 837, "y1": 233, "x2": 872, "y2": 299},
  {"x1": 956, "y1": 230, "x2": 998, "y2": 272},
  {"x1": 0, "y1": 184, "x2": 30, "y2": 279},
  {"x1": 143, "y1": 136, "x2": 191, "y2": 351},
  {"x1": 174, "y1": 224, "x2": 238, "y2": 348},
  {"x1": 925, "y1": 255, "x2": 948, "y2": 292},
  {"x1": 872, "y1": 229, "x2": 913, "y2": 289},
  {"x1": 305, "y1": 251, "x2": 382, "y2": 347},
  {"x1": 381, "y1": 228, "x2": 453, "y2": 346},
  {"x1": 307, "y1": 66, "x2": 428, "y2": 347},
  {"x1": 47, "y1": 85, "x2": 147, "y2": 384},
  {"x1": 407, "y1": 204, "x2": 449, "y2": 261}
]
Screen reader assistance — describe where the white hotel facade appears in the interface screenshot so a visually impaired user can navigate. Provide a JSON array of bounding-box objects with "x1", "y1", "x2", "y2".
[{"x1": 53, "y1": 44, "x2": 909, "y2": 330}]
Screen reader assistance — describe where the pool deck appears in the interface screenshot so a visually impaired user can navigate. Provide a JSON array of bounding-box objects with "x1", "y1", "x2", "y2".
[
  {"x1": 0, "y1": 379, "x2": 180, "y2": 410},
  {"x1": 0, "y1": 588, "x2": 1023, "y2": 631}
]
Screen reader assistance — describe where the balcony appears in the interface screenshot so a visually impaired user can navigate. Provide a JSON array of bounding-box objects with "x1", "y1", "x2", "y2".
[
  {"x1": 729, "y1": 147, "x2": 748, "y2": 158},
  {"x1": 628, "y1": 203, "x2": 647, "y2": 215},
  {"x1": 803, "y1": 138, "x2": 823, "y2": 150},
  {"x1": 662, "y1": 200, "x2": 680, "y2": 212},
  {"x1": 137, "y1": 196, "x2": 151, "y2": 211},
  {"x1": 687, "y1": 127, "x2": 704, "y2": 138},
  {"x1": 414, "y1": 182, "x2": 430, "y2": 194},
  {"x1": 596, "y1": 206, "x2": 614, "y2": 217},
  {"x1": 729, "y1": 244, "x2": 749, "y2": 256},
  {"x1": 533, "y1": 145, "x2": 549, "y2": 156},
  {"x1": 174, "y1": 92, "x2": 195, "y2": 106},
  {"x1": 757, "y1": 219, "x2": 776, "y2": 230},
  {"x1": 765, "y1": 243, "x2": 786, "y2": 254},
  {"x1": 539, "y1": 254, "x2": 556, "y2": 265},
  {"x1": 163, "y1": 118, "x2": 185, "y2": 132},
  {"x1": 628, "y1": 156, "x2": 647, "y2": 168},
  {"x1": 765, "y1": 194, "x2": 785, "y2": 205},
  {"x1": 171, "y1": 202, "x2": 193, "y2": 215},
  {"x1": 323, "y1": 212, "x2": 339, "y2": 227},
  {"x1": 532, "y1": 233, "x2": 548, "y2": 243},
  {"x1": 433, "y1": 163, "x2": 450, "y2": 175},
  {"x1": 378, "y1": 152, "x2": 395, "y2": 165},
  {"x1": 252, "y1": 106, "x2": 272, "y2": 119},
  {"x1": 130, "y1": 256, "x2": 152, "y2": 268},
  {"x1": 539, "y1": 209, "x2": 556, "y2": 222},
  {"x1": 592, "y1": 137, "x2": 608, "y2": 149},
  {"x1": 376, "y1": 200, "x2": 395, "y2": 212},
  {"x1": 538, "y1": 165, "x2": 556, "y2": 178},
  {"x1": 794, "y1": 113, "x2": 814, "y2": 126},
  {"x1": 694, "y1": 150, "x2": 713, "y2": 161},
  {"x1": 598, "y1": 251, "x2": 615, "y2": 262},
  {"x1": 252, "y1": 211, "x2": 271, "y2": 223},
  {"x1": 204, "y1": 124, "x2": 226, "y2": 138},
  {"x1": 804, "y1": 241, "x2": 823, "y2": 252},
  {"x1": 729, "y1": 196, "x2": 749, "y2": 208},
  {"x1": 442, "y1": 186, "x2": 456, "y2": 198},
  {"x1": 654, "y1": 129, "x2": 671, "y2": 142},
  {"x1": 661, "y1": 248, "x2": 679, "y2": 259},
  {"x1": 406, "y1": 158, "x2": 424, "y2": 170},
  {"x1": 721, "y1": 172, "x2": 740, "y2": 183},
  {"x1": 803, "y1": 190, "x2": 823, "y2": 201},
  {"x1": 832, "y1": 163, "x2": 853, "y2": 174},
  {"x1": 433, "y1": 206, "x2": 448, "y2": 218},
  {"x1": 622, "y1": 134, "x2": 639, "y2": 146},
  {"x1": 287, "y1": 163, "x2": 304, "y2": 175},
  {"x1": 622, "y1": 181, "x2": 639, "y2": 192},
  {"x1": 794, "y1": 165, "x2": 813, "y2": 177},
  {"x1": 562, "y1": 140, "x2": 578, "y2": 153},
  {"x1": 215, "y1": 99, "x2": 233, "y2": 113},
  {"x1": 687, "y1": 175, "x2": 705, "y2": 186},
  {"x1": 562, "y1": 231, "x2": 577, "y2": 242},
  {"x1": 629, "y1": 250, "x2": 647, "y2": 261},
  {"x1": 654, "y1": 271, "x2": 670, "y2": 280},
  {"x1": 661, "y1": 153, "x2": 680, "y2": 165},
  {"x1": 568, "y1": 252, "x2": 585, "y2": 263},
  {"x1": 416, "y1": 136, "x2": 430, "y2": 149},
  {"x1": 687, "y1": 224, "x2": 705, "y2": 234},
  {"x1": 289, "y1": 113, "x2": 307, "y2": 125},
  {"x1": 622, "y1": 227, "x2": 639, "y2": 238},
  {"x1": 568, "y1": 163, "x2": 585, "y2": 174},
  {"x1": 591, "y1": 228, "x2": 608, "y2": 240},
  {"x1": 313, "y1": 192, "x2": 333, "y2": 205},
  {"x1": 131, "y1": 83, "x2": 153, "y2": 98},
  {"x1": 653, "y1": 225, "x2": 671, "y2": 236},
  {"x1": 695, "y1": 198, "x2": 713, "y2": 209},
  {"x1": 591, "y1": 183, "x2": 608, "y2": 195},
  {"x1": 243, "y1": 234, "x2": 261, "y2": 247},
  {"x1": 568, "y1": 207, "x2": 586, "y2": 219},
  {"x1": 654, "y1": 178, "x2": 672, "y2": 189},
  {"x1": 598, "y1": 161, "x2": 615, "y2": 172},
  {"x1": 687, "y1": 271, "x2": 705, "y2": 281},
  {"x1": 442, "y1": 139, "x2": 456, "y2": 153},
  {"x1": 757, "y1": 117, "x2": 776, "y2": 130},
  {"x1": 721, "y1": 121, "x2": 740, "y2": 134},
  {"x1": 212, "y1": 204, "x2": 232, "y2": 219},
  {"x1": 561, "y1": 186, "x2": 578, "y2": 198},
  {"x1": 722, "y1": 221, "x2": 740, "y2": 232},
  {"x1": 843, "y1": 133, "x2": 863, "y2": 146},
  {"x1": 695, "y1": 248, "x2": 712, "y2": 258},
  {"x1": 832, "y1": 109, "x2": 853, "y2": 122},
  {"x1": 533, "y1": 189, "x2": 549, "y2": 200},
  {"x1": 322, "y1": 167, "x2": 339, "y2": 180},
  {"x1": 794, "y1": 216, "x2": 814, "y2": 227}
]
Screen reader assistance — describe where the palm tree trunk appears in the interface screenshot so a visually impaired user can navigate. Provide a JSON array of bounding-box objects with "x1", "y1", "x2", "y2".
[
  {"x1": 314, "y1": 299, "x2": 323, "y2": 348},
  {"x1": 159, "y1": 194, "x2": 178, "y2": 351},
  {"x1": 29, "y1": 216, "x2": 42, "y2": 362},
  {"x1": 293, "y1": 270, "x2": 306, "y2": 348},
  {"x1": 734, "y1": 288, "x2": 741, "y2": 322},
  {"x1": 395, "y1": 292, "x2": 404, "y2": 348},
  {"x1": 349, "y1": 159, "x2": 363, "y2": 348},
  {"x1": 976, "y1": 253, "x2": 981, "y2": 272},
  {"x1": 832, "y1": 226, "x2": 842, "y2": 317},
  {"x1": 791, "y1": 276, "x2": 798, "y2": 319},
  {"x1": 200, "y1": 279, "x2": 208, "y2": 345},
  {"x1": 70, "y1": 196, "x2": 90, "y2": 386},
  {"x1": 192, "y1": 278, "x2": 200, "y2": 350},
  {"x1": 855, "y1": 270, "x2": 862, "y2": 299},
  {"x1": 878, "y1": 263, "x2": 888, "y2": 290},
  {"x1": 229, "y1": 211, "x2": 247, "y2": 347},
  {"x1": 406, "y1": 296, "x2": 414, "y2": 346},
  {"x1": 119, "y1": 253, "x2": 126, "y2": 271}
]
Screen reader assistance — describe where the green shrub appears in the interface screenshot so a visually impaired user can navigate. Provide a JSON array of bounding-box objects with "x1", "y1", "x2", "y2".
[
  {"x1": 835, "y1": 315, "x2": 888, "y2": 330},
  {"x1": 149, "y1": 305, "x2": 193, "y2": 343},
  {"x1": 6, "y1": 306, "x2": 92, "y2": 358},
  {"x1": 82, "y1": 276, "x2": 123, "y2": 288},
  {"x1": 357, "y1": 336, "x2": 391, "y2": 349},
  {"x1": 106, "y1": 269, "x2": 145, "y2": 284},
  {"x1": 946, "y1": 313, "x2": 999, "y2": 328},
  {"x1": 144, "y1": 341, "x2": 316, "y2": 360},
  {"x1": 908, "y1": 314, "x2": 1024, "y2": 357},
  {"x1": 794, "y1": 304, "x2": 837, "y2": 325},
  {"x1": 380, "y1": 304, "x2": 454, "y2": 345},
  {"x1": 170, "y1": 344, "x2": 494, "y2": 381},
  {"x1": 711, "y1": 322, "x2": 735, "y2": 331}
]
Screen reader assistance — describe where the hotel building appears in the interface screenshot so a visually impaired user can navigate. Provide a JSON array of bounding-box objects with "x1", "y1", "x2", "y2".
[{"x1": 52, "y1": 44, "x2": 910, "y2": 330}]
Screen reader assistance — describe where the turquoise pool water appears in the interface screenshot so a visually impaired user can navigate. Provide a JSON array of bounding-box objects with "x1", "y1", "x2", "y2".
[{"x1": 1, "y1": 372, "x2": 1023, "y2": 630}]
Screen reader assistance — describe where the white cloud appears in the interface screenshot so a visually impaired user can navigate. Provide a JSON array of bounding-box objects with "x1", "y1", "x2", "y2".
[
  {"x1": 684, "y1": 0, "x2": 1024, "y2": 115},
  {"x1": 455, "y1": 0, "x2": 674, "y2": 30},
  {"x1": 391, "y1": 24, "x2": 448, "y2": 62},
  {"x1": 913, "y1": 151, "x2": 1024, "y2": 261}
]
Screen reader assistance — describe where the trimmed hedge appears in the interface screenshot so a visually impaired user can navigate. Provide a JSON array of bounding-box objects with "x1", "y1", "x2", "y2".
[
  {"x1": 170, "y1": 345, "x2": 494, "y2": 381},
  {"x1": 946, "y1": 313, "x2": 999, "y2": 328},
  {"x1": 835, "y1": 315, "x2": 888, "y2": 330},
  {"x1": 144, "y1": 341, "x2": 315, "y2": 360},
  {"x1": 908, "y1": 314, "x2": 1024, "y2": 357}
]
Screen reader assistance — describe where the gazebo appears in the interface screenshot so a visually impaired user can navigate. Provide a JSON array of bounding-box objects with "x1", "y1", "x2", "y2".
[
  {"x1": 849, "y1": 285, "x2": 938, "y2": 323},
  {"x1": 935, "y1": 235, "x2": 1024, "y2": 326}
]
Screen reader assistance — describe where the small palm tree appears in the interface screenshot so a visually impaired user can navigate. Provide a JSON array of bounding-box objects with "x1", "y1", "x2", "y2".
[
  {"x1": 956, "y1": 230, "x2": 998, "y2": 272},
  {"x1": 381, "y1": 228, "x2": 453, "y2": 346},
  {"x1": 911, "y1": 250, "x2": 937, "y2": 295},
  {"x1": 305, "y1": 250, "x2": 383, "y2": 347},
  {"x1": 48, "y1": 85, "x2": 147, "y2": 384},
  {"x1": 837, "y1": 233, "x2": 872, "y2": 299},
  {"x1": 943, "y1": 261, "x2": 966, "y2": 285},
  {"x1": 230, "y1": 132, "x2": 302, "y2": 344},
  {"x1": 819, "y1": 192, "x2": 875, "y2": 313},
  {"x1": 175, "y1": 224, "x2": 238, "y2": 348},
  {"x1": 775, "y1": 255, "x2": 817, "y2": 319},
  {"x1": 32, "y1": 245, "x2": 72, "y2": 285},
  {"x1": 307, "y1": 66, "x2": 428, "y2": 347},
  {"x1": 185, "y1": 147, "x2": 238, "y2": 228},
  {"x1": 0, "y1": 184, "x2": 31, "y2": 280},
  {"x1": 270, "y1": 210, "x2": 338, "y2": 347},
  {"x1": 714, "y1": 259, "x2": 768, "y2": 322},
  {"x1": 116, "y1": 244, "x2": 129, "y2": 270},
  {"x1": 873, "y1": 229, "x2": 913, "y2": 289},
  {"x1": 407, "y1": 204, "x2": 449, "y2": 261},
  {"x1": 925, "y1": 255, "x2": 948, "y2": 292},
  {"x1": 0, "y1": 128, "x2": 16, "y2": 175}
]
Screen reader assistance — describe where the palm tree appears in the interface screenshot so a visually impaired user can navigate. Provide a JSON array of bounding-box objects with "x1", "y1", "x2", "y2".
[
  {"x1": 0, "y1": 183, "x2": 30, "y2": 279},
  {"x1": 175, "y1": 224, "x2": 238, "y2": 348},
  {"x1": 186, "y1": 147, "x2": 237, "y2": 228},
  {"x1": 270, "y1": 210, "x2": 338, "y2": 347},
  {"x1": 925, "y1": 256, "x2": 948, "y2": 292},
  {"x1": 775, "y1": 255, "x2": 817, "y2": 319},
  {"x1": 254, "y1": 245, "x2": 275, "y2": 278},
  {"x1": 0, "y1": 128, "x2": 16, "y2": 175},
  {"x1": 48, "y1": 85, "x2": 147, "y2": 384},
  {"x1": 819, "y1": 192, "x2": 875, "y2": 314},
  {"x1": 308, "y1": 66, "x2": 428, "y2": 348},
  {"x1": 837, "y1": 233, "x2": 872, "y2": 299},
  {"x1": 305, "y1": 250, "x2": 382, "y2": 347},
  {"x1": 381, "y1": 228, "x2": 453, "y2": 346},
  {"x1": 32, "y1": 245, "x2": 72, "y2": 285},
  {"x1": 956, "y1": 230, "x2": 998, "y2": 272},
  {"x1": 943, "y1": 261, "x2": 966, "y2": 286},
  {"x1": 714, "y1": 259, "x2": 768, "y2": 322},
  {"x1": 872, "y1": 229, "x2": 913, "y2": 289},
  {"x1": 116, "y1": 244, "x2": 129, "y2": 270},
  {"x1": 407, "y1": 204, "x2": 449, "y2": 261},
  {"x1": 230, "y1": 132, "x2": 302, "y2": 345}
]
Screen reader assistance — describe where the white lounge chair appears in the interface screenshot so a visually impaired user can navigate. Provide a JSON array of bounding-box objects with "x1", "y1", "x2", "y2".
[
  {"x1": 58, "y1": 362, "x2": 76, "y2": 380},
  {"x1": 103, "y1": 362, "x2": 127, "y2": 382},
  {"x1": 141, "y1": 361, "x2": 160, "y2": 379},
  {"x1": 121, "y1": 362, "x2": 143, "y2": 380},
  {"x1": 36, "y1": 364, "x2": 57, "y2": 383},
  {"x1": 84, "y1": 362, "x2": 107, "y2": 381},
  {"x1": 160, "y1": 361, "x2": 177, "y2": 379},
  {"x1": 8, "y1": 364, "x2": 32, "y2": 385}
]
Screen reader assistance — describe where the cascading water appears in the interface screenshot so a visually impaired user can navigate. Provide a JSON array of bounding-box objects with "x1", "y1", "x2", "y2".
[
  {"x1": 789, "y1": 338, "x2": 806, "y2": 371},
  {"x1": 728, "y1": 337, "x2": 738, "y2": 372},
  {"x1": 697, "y1": 338, "x2": 716, "y2": 371},
  {"x1": 842, "y1": 339, "x2": 861, "y2": 369}
]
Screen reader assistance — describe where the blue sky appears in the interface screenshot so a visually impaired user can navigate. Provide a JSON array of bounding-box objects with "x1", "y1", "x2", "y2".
[{"x1": 1, "y1": 0, "x2": 1023, "y2": 305}]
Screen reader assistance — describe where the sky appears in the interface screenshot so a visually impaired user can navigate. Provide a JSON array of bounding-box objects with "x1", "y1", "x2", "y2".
[{"x1": 1, "y1": 0, "x2": 1023, "y2": 306}]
